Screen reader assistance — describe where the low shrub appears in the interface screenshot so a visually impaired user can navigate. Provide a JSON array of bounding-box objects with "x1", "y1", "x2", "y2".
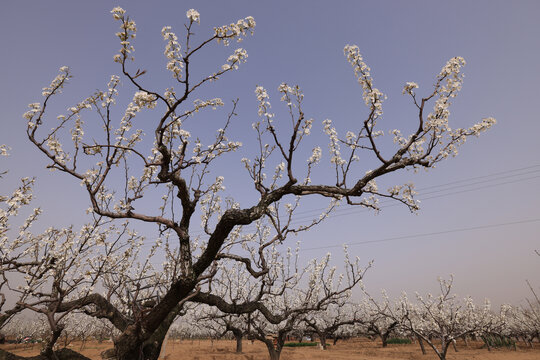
[
  {"x1": 283, "y1": 342, "x2": 320, "y2": 347},
  {"x1": 386, "y1": 338, "x2": 412, "y2": 344},
  {"x1": 481, "y1": 334, "x2": 515, "y2": 349}
]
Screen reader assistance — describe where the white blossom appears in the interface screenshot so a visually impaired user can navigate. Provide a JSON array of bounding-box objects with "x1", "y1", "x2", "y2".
[{"x1": 186, "y1": 9, "x2": 200, "y2": 24}]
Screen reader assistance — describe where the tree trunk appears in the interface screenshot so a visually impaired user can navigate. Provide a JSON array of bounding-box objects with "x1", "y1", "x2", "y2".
[
  {"x1": 234, "y1": 332, "x2": 243, "y2": 353},
  {"x1": 112, "y1": 295, "x2": 190, "y2": 360},
  {"x1": 417, "y1": 335, "x2": 426, "y2": 355},
  {"x1": 264, "y1": 340, "x2": 281, "y2": 360},
  {"x1": 112, "y1": 331, "x2": 144, "y2": 360},
  {"x1": 319, "y1": 334, "x2": 327, "y2": 350},
  {"x1": 381, "y1": 333, "x2": 388, "y2": 348},
  {"x1": 0, "y1": 348, "x2": 91, "y2": 360},
  {"x1": 484, "y1": 336, "x2": 492, "y2": 352},
  {"x1": 112, "y1": 330, "x2": 165, "y2": 360},
  {"x1": 440, "y1": 340, "x2": 452, "y2": 360},
  {"x1": 41, "y1": 326, "x2": 63, "y2": 359}
]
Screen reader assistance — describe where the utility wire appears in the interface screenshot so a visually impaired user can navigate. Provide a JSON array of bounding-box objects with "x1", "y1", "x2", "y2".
[
  {"x1": 280, "y1": 166, "x2": 540, "y2": 221},
  {"x1": 139, "y1": 165, "x2": 540, "y2": 248},
  {"x1": 302, "y1": 218, "x2": 540, "y2": 251},
  {"x1": 414, "y1": 164, "x2": 540, "y2": 191},
  {"x1": 284, "y1": 174, "x2": 540, "y2": 225},
  {"x1": 148, "y1": 218, "x2": 540, "y2": 266}
]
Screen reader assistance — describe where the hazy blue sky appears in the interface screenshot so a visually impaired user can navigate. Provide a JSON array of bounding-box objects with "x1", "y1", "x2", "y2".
[{"x1": 1, "y1": 1, "x2": 539, "y2": 307}]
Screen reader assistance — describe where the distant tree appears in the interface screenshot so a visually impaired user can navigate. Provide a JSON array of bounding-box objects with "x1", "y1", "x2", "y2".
[
  {"x1": 376, "y1": 276, "x2": 489, "y2": 360},
  {"x1": 359, "y1": 297, "x2": 401, "y2": 348},
  {"x1": 193, "y1": 233, "x2": 366, "y2": 360},
  {"x1": 303, "y1": 302, "x2": 361, "y2": 349}
]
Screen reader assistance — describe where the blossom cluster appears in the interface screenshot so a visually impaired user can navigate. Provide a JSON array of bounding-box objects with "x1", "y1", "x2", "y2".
[
  {"x1": 323, "y1": 119, "x2": 345, "y2": 166},
  {"x1": 199, "y1": 176, "x2": 226, "y2": 228},
  {"x1": 402, "y1": 81, "x2": 419, "y2": 95},
  {"x1": 224, "y1": 48, "x2": 248, "y2": 70},
  {"x1": 46, "y1": 137, "x2": 69, "y2": 165},
  {"x1": 186, "y1": 9, "x2": 200, "y2": 24},
  {"x1": 344, "y1": 45, "x2": 385, "y2": 117},
  {"x1": 162, "y1": 26, "x2": 183, "y2": 80},
  {"x1": 255, "y1": 86, "x2": 273, "y2": 119},
  {"x1": 132, "y1": 91, "x2": 157, "y2": 109},
  {"x1": 0, "y1": 144, "x2": 10, "y2": 157},
  {"x1": 214, "y1": 16, "x2": 256, "y2": 45},
  {"x1": 192, "y1": 98, "x2": 225, "y2": 113},
  {"x1": 426, "y1": 57, "x2": 466, "y2": 132},
  {"x1": 22, "y1": 103, "x2": 42, "y2": 122},
  {"x1": 308, "y1": 146, "x2": 322, "y2": 165},
  {"x1": 111, "y1": 7, "x2": 137, "y2": 62},
  {"x1": 41, "y1": 66, "x2": 70, "y2": 97}
]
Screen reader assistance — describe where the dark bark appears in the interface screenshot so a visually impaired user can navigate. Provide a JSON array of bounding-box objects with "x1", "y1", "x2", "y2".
[
  {"x1": 224, "y1": 327, "x2": 244, "y2": 353},
  {"x1": 193, "y1": 292, "x2": 283, "y2": 324},
  {"x1": 57, "y1": 293, "x2": 131, "y2": 332},
  {"x1": 41, "y1": 325, "x2": 64, "y2": 359},
  {"x1": 417, "y1": 335, "x2": 426, "y2": 355},
  {"x1": 381, "y1": 333, "x2": 388, "y2": 347},
  {"x1": 0, "y1": 348, "x2": 90, "y2": 360},
  {"x1": 263, "y1": 339, "x2": 281, "y2": 360},
  {"x1": 319, "y1": 333, "x2": 327, "y2": 350},
  {"x1": 303, "y1": 317, "x2": 359, "y2": 351},
  {"x1": 367, "y1": 321, "x2": 397, "y2": 348},
  {"x1": 234, "y1": 331, "x2": 243, "y2": 353}
]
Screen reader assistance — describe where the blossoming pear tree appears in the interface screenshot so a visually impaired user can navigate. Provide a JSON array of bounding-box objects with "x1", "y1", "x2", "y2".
[
  {"x1": 0, "y1": 148, "x2": 37, "y2": 329},
  {"x1": 193, "y1": 231, "x2": 366, "y2": 360},
  {"x1": 302, "y1": 302, "x2": 362, "y2": 350},
  {"x1": 358, "y1": 296, "x2": 401, "y2": 348},
  {"x1": 374, "y1": 276, "x2": 491, "y2": 360},
  {"x1": 21, "y1": 5, "x2": 495, "y2": 359},
  {"x1": 1, "y1": 145, "x2": 148, "y2": 359}
]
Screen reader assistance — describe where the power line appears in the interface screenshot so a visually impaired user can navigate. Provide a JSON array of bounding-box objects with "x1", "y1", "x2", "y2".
[
  {"x1": 286, "y1": 174, "x2": 540, "y2": 224},
  {"x1": 139, "y1": 170, "x2": 540, "y2": 249},
  {"x1": 248, "y1": 173, "x2": 540, "y2": 229},
  {"x1": 415, "y1": 164, "x2": 540, "y2": 191},
  {"x1": 280, "y1": 167, "x2": 540, "y2": 222},
  {"x1": 140, "y1": 174, "x2": 540, "y2": 252},
  {"x1": 302, "y1": 218, "x2": 540, "y2": 251},
  {"x1": 272, "y1": 164, "x2": 540, "y2": 219},
  {"x1": 137, "y1": 164, "x2": 540, "y2": 248},
  {"x1": 147, "y1": 217, "x2": 540, "y2": 266}
]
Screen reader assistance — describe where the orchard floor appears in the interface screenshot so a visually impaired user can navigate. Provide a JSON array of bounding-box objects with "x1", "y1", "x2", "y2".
[{"x1": 1, "y1": 338, "x2": 540, "y2": 360}]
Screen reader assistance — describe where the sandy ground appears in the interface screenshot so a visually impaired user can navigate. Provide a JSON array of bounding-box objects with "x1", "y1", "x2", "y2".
[{"x1": 1, "y1": 338, "x2": 539, "y2": 359}]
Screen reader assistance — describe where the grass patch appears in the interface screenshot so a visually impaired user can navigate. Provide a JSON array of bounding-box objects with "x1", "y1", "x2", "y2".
[
  {"x1": 283, "y1": 342, "x2": 319, "y2": 347},
  {"x1": 387, "y1": 338, "x2": 412, "y2": 345}
]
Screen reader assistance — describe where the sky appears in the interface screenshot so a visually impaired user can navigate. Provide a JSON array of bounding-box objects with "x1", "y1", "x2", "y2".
[{"x1": 0, "y1": 0, "x2": 539, "y2": 308}]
